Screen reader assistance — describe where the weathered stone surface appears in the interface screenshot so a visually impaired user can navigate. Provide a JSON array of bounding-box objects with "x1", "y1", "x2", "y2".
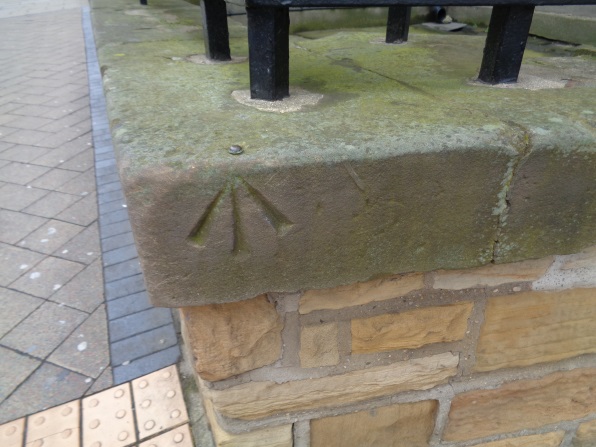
[
  {"x1": 475, "y1": 289, "x2": 596, "y2": 372},
  {"x1": 180, "y1": 295, "x2": 283, "y2": 381},
  {"x1": 310, "y1": 400, "x2": 438, "y2": 447},
  {"x1": 204, "y1": 399, "x2": 292, "y2": 447},
  {"x1": 93, "y1": 0, "x2": 596, "y2": 307},
  {"x1": 473, "y1": 432, "x2": 565, "y2": 447},
  {"x1": 205, "y1": 353, "x2": 457, "y2": 420},
  {"x1": 352, "y1": 302, "x2": 473, "y2": 354},
  {"x1": 299, "y1": 273, "x2": 424, "y2": 314},
  {"x1": 573, "y1": 419, "x2": 596, "y2": 447},
  {"x1": 444, "y1": 368, "x2": 596, "y2": 441},
  {"x1": 300, "y1": 322, "x2": 340, "y2": 368},
  {"x1": 433, "y1": 257, "x2": 553, "y2": 290}
]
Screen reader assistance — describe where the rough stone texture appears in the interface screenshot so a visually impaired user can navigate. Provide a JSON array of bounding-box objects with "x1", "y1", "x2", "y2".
[
  {"x1": 91, "y1": 0, "x2": 596, "y2": 307},
  {"x1": 299, "y1": 273, "x2": 424, "y2": 314},
  {"x1": 181, "y1": 295, "x2": 283, "y2": 381},
  {"x1": 573, "y1": 419, "x2": 596, "y2": 447},
  {"x1": 433, "y1": 257, "x2": 553, "y2": 290},
  {"x1": 300, "y1": 322, "x2": 340, "y2": 368},
  {"x1": 204, "y1": 399, "x2": 292, "y2": 447},
  {"x1": 444, "y1": 368, "x2": 596, "y2": 442},
  {"x1": 475, "y1": 289, "x2": 596, "y2": 372},
  {"x1": 204, "y1": 353, "x2": 458, "y2": 420},
  {"x1": 473, "y1": 432, "x2": 565, "y2": 447},
  {"x1": 310, "y1": 400, "x2": 438, "y2": 447},
  {"x1": 351, "y1": 301, "x2": 473, "y2": 354}
]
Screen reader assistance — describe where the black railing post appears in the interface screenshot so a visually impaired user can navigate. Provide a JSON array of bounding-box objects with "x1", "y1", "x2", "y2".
[
  {"x1": 201, "y1": 0, "x2": 232, "y2": 61},
  {"x1": 247, "y1": 6, "x2": 290, "y2": 100},
  {"x1": 478, "y1": 5, "x2": 535, "y2": 84},
  {"x1": 140, "y1": 0, "x2": 147, "y2": 5},
  {"x1": 386, "y1": 6, "x2": 411, "y2": 43}
]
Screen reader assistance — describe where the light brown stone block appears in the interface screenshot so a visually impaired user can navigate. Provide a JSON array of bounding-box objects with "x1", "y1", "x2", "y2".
[
  {"x1": 205, "y1": 353, "x2": 458, "y2": 420},
  {"x1": 351, "y1": 302, "x2": 473, "y2": 354},
  {"x1": 473, "y1": 432, "x2": 565, "y2": 447},
  {"x1": 475, "y1": 289, "x2": 596, "y2": 372},
  {"x1": 300, "y1": 323, "x2": 340, "y2": 368},
  {"x1": 299, "y1": 273, "x2": 424, "y2": 314},
  {"x1": 310, "y1": 400, "x2": 438, "y2": 447},
  {"x1": 433, "y1": 257, "x2": 553, "y2": 290},
  {"x1": 444, "y1": 368, "x2": 596, "y2": 442},
  {"x1": 181, "y1": 295, "x2": 283, "y2": 381},
  {"x1": 203, "y1": 399, "x2": 292, "y2": 447},
  {"x1": 573, "y1": 419, "x2": 596, "y2": 447}
]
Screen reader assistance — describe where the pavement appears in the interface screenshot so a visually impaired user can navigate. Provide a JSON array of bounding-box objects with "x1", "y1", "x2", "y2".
[{"x1": 0, "y1": 0, "x2": 181, "y2": 427}]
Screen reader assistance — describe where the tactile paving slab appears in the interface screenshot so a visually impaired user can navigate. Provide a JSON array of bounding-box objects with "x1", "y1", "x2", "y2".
[
  {"x1": 82, "y1": 383, "x2": 136, "y2": 447},
  {"x1": 132, "y1": 365, "x2": 189, "y2": 441},
  {"x1": 138, "y1": 424, "x2": 193, "y2": 447},
  {"x1": 0, "y1": 418, "x2": 24, "y2": 447},
  {"x1": 26, "y1": 401, "x2": 80, "y2": 447}
]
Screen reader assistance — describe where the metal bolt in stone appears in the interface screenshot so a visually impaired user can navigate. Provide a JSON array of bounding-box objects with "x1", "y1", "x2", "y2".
[{"x1": 229, "y1": 145, "x2": 244, "y2": 155}]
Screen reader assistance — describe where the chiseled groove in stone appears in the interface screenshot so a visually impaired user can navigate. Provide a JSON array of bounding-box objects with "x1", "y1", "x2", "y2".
[{"x1": 205, "y1": 353, "x2": 458, "y2": 420}]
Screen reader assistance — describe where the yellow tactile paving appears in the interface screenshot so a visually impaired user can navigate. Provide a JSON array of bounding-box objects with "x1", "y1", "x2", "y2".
[
  {"x1": 132, "y1": 365, "x2": 189, "y2": 441},
  {"x1": 0, "y1": 418, "x2": 25, "y2": 447},
  {"x1": 25, "y1": 401, "x2": 80, "y2": 447},
  {"x1": 138, "y1": 424, "x2": 194, "y2": 447},
  {"x1": 82, "y1": 383, "x2": 136, "y2": 447}
]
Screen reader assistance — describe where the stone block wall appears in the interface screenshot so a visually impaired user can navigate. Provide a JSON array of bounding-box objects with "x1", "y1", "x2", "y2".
[{"x1": 181, "y1": 247, "x2": 596, "y2": 447}]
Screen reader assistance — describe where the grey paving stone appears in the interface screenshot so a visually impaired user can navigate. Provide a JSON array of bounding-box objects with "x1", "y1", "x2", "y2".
[
  {"x1": 0, "y1": 144, "x2": 50, "y2": 162},
  {"x1": 103, "y1": 258, "x2": 142, "y2": 283},
  {"x1": 102, "y1": 244, "x2": 138, "y2": 267},
  {"x1": 9, "y1": 256, "x2": 85, "y2": 299},
  {"x1": 111, "y1": 324, "x2": 177, "y2": 366},
  {"x1": 95, "y1": 151, "x2": 114, "y2": 162},
  {"x1": 30, "y1": 137, "x2": 89, "y2": 168},
  {"x1": 0, "y1": 162, "x2": 50, "y2": 184},
  {"x1": 1, "y1": 129, "x2": 53, "y2": 146},
  {"x1": 109, "y1": 307, "x2": 173, "y2": 343},
  {"x1": 99, "y1": 199, "x2": 128, "y2": 215},
  {"x1": 57, "y1": 168, "x2": 95, "y2": 195},
  {"x1": 55, "y1": 192, "x2": 98, "y2": 226},
  {"x1": 0, "y1": 346, "x2": 40, "y2": 402},
  {"x1": 0, "y1": 362, "x2": 90, "y2": 425},
  {"x1": 48, "y1": 304, "x2": 109, "y2": 379},
  {"x1": 3, "y1": 116, "x2": 53, "y2": 130},
  {"x1": 1, "y1": 300, "x2": 87, "y2": 359},
  {"x1": 101, "y1": 231, "x2": 134, "y2": 253},
  {"x1": 99, "y1": 208, "x2": 129, "y2": 227},
  {"x1": 106, "y1": 291, "x2": 152, "y2": 320},
  {"x1": 60, "y1": 147, "x2": 93, "y2": 172},
  {"x1": 28, "y1": 167, "x2": 80, "y2": 190},
  {"x1": 0, "y1": 242, "x2": 45, "y2": 286},
  {"x1": 95, "y1": 163, "x2": 117, "y2": 177},
  {"x1": 0, "y1": 209, "x2": 47, "y2": 244},
  {"x1": 23, "y1": 190, "x2": 81, "y2": 218},
  {"x1": 54, "y1": 221, "x2": 100, "y2": 265},
  {"x1": 0, "y1": 288, "x2": 44, "y2": 339},
  {"x1": 96, "y1": 172, "x2": 120, "y2": 186},
  {"x1": 86, "y1": 365, "x2": 113, "y2": 396},
  {"x1": 95, "y1": 158, "x2": 116, "y2": 170},
  {"x1": 98, "y1": 188, "x2": 124, "y2": 204},
  {"x1": 18, "y1": 219, "x2": 84, "y2": 255},
  {"x1": 100, "y1": 219, "x2": 132, "y2": 239},
  {"x1": 50, "y1": 258, "x2": 103, "y2": 313},
  {"x1": 0, "y1": 183, "x2": 49, "y2": 211},
  {"x1": 112, "y1": 345, "x2": 180, "y2": 385},
  {"x1": 97, "y1": 180, "x2": 121, "y2": 195},
  {"x1": 105, "y1": 273, "x2": 146, "y2": 301}
]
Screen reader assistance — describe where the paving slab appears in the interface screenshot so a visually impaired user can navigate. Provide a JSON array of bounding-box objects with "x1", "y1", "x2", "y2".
[
  {"x1": 56, "y1": 192, "x2": 98, "y2": 226},
  {"x1": 50, "y1": 259, "x2": 104, "y2": 313},
  {"x1": 0, "y1": 288, "x2": 44, "y2": 339},
  {"x1": 0, "y1": 144, "x2": 51, "y2": 163},
  {"x1": 0, "y1": 162, "x2": 50, "y2": 185},
  {"x1": 0, "y1": 243, "x2": 46, "y2": 286},
  {"x1": 23, "y1": 190, "x2": 82, "y2": 218},
  {"x1": 0, "y1": 183, "x2": 49, "y2": 211},
  {"x1": 0, "y1": 347, "x2": 40, "y2": 401},
  {"x1": 54, "y1": 221, "x2": 101, "y2": 264},
  {"x1": 0, "y1": 209, "x2": 47, "y2": 244},
  {"x1": 17, "y1": 220, "x2": 84, "y2": 256}
]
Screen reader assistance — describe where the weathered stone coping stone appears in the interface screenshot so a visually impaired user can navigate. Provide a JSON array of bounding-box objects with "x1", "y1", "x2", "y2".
[{"x1": 92, "y1": 0, "x2": 596, "y2": 306}]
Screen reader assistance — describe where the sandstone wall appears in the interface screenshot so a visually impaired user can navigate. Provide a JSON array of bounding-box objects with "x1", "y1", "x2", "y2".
[{"x1": 181, "y1": 246, "x2": 596, "y2": 447}]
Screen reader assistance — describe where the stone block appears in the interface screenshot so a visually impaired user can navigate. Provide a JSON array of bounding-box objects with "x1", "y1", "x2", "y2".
[
  {"x1": 473, "y1": 432, "x2": 565, "y2": 447},
  {"x1": 573, "y1": 419, "x2": 596, "y2": 447},
  {"x1": 181, "y1": 295, "x2": 283, "y2": 381},
  {"x1": 299, "y1": 273, "x2": 424, "y2": 314},
  {"x1": 433, "y1": 257, "x2": 553, "y2": 290},
  {"x1": 444, "y1": 368, "x2": 596, "y2": 442},
  {"x1": 205, "y1": 353, "x2": 458, "y2": 420},
  {"x1": 310, "y1": 400, "x2": 438, "y2": 447},
  {"x1": 475, "y1": 289, "x2": 596, "y2": 372},
  {"x1": 300, "y1": 322, "x2": 340, "y2": 368},
  {"x1": 204, "y1": 399, "x2": 292, "y2": 447},
  {"x1": 352, "y1": 302, "x2": 473, "y2": 354}
]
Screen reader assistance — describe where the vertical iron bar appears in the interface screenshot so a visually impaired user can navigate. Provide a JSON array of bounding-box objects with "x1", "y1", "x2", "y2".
[
  {"x1": 386, "y1": 6, "x2": 411, "y2": 43},
  {"x1": 201, "y1": 0, "x2": 231, "y2": 61},
  {"x1": 247, "y1": 6, "x2": 290, "y2": 101},
  {"x1": 140, "y1": 0, "x2": 147, "y2": 5},
  {"x1": 478, "y1": 5, "x2": 535, "y2": 84}
]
